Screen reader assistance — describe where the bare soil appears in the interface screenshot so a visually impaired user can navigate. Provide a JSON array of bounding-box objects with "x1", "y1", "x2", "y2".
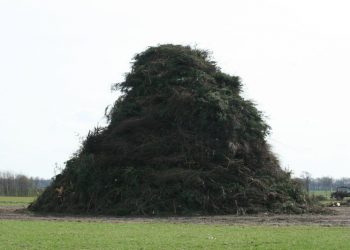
[{"x1": 1, "y1": 205, "x2": 350, "y2": 226}]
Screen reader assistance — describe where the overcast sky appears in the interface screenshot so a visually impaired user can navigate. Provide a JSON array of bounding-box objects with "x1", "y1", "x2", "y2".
[{"x1": 1, "y1": 0, "x2": 349, "y2": 179}]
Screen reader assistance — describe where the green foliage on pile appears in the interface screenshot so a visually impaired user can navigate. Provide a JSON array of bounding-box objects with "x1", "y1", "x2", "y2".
[{"x1": 30, "y1": 45, "x2": 309, "y2": 215}]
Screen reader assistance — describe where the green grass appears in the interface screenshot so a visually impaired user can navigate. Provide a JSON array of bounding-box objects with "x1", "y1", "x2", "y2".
[
  {"x1": 0, "y1": 220, "x2": 349, "y2": 249},
  {"x1": 0, "y1": 196, "x2": 35, "y2": 207},
  {"x1": 1, "y1": 196, "x2": 349, "y2": 249},
  {"x1": 310, "y1": 190, "x2": 332, "y2": 198},
  {"x1": 308, "y1": 190, "x2": 350, "y2": 205}
]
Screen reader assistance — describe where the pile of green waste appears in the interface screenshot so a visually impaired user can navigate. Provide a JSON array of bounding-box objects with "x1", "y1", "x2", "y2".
[{"x1": 30, "y1": 44, "x2": 309, "y2": 215}]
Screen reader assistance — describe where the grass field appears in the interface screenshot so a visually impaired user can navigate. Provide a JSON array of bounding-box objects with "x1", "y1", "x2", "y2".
[
  {"x1": 309, "y1": 190, "x2": 350, "y2": 205},
  {"x1": 310, "y1": 190, "x2": 332, "y2": 198},
  {"x1": 0, "y1": 196, "x2": 35, "y2": 207},
  {"x1": 0, "y1": 220, "x2": 350, "y2": 249},
  {"x1": 1, "y1": 196, "x2": 350, "y2": 249}
]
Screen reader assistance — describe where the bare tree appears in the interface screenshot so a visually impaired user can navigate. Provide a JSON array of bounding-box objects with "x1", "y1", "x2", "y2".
[
  {"x1": 300, "y1": 171, "x2": 312, "y2": 193},
  {"x1": 0, "y1": 171, "x2": 51, "y2": 196}
]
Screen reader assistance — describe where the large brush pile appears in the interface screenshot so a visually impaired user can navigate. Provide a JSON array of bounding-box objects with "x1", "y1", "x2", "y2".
[{"x1": 30, "y1": 44, "x2": 308, "y2": 215}]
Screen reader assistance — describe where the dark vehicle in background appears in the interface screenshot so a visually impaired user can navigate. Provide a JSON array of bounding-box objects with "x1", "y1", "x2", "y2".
[{"x1": 331, "y1": 186, "x2": 350, "y2": 200}]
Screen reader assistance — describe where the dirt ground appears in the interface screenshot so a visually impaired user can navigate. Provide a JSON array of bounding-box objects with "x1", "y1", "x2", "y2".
[{"x1": 1, "y1": 205, "x2": 350, "y2": 226}]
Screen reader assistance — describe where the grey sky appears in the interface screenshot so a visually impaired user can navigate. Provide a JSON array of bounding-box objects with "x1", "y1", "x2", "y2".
[{"x1": 1, "y1": 0, "x2": 349, "y2": 179}]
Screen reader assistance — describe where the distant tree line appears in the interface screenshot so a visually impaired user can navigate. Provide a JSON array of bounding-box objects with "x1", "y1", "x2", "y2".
[
  {"x1": 296, "y1": 173, "x2": 350, "y2": 192},
  {"x1": 0, "y1": 171, "x2": 51, "y2": 196}
]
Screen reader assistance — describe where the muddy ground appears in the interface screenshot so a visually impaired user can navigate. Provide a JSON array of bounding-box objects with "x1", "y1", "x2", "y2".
[{"x1": 1, "y1": 205, "x2": 350, "y2": 226}]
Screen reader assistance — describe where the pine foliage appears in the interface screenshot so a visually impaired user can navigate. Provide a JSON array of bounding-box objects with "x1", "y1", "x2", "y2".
[{"x1": 30, "y1": 45, "x2": 308, "y2": 215}]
